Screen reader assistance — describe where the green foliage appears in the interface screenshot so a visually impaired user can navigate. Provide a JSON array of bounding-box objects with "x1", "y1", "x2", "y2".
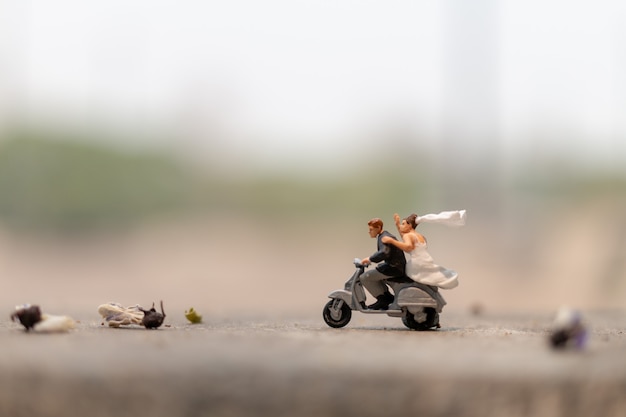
[
  {"x1": 0, "y1": 129, "x2": 437, "y2": 233},
  {"x1": 195, "y1": 172, "x2": 427, "y2": 222},
  {"x1": 0, "y1": 131, "x2": 192, "y2": 232},
  {"x1": 510, "y1": 171, "x2": 626, "y2": 204},
  {"x1": 17, "y1": 128, "x2": 626, "y2": 233}
]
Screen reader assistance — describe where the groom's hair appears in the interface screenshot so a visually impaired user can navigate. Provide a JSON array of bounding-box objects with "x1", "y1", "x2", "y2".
[{"x1": 367, "y1": 218, "x2": 383, "y2": 229}]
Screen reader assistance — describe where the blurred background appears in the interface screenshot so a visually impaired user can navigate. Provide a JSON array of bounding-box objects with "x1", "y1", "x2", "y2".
[{"x1": 0, "y1": 0, "x2": 625, "y2": 319}]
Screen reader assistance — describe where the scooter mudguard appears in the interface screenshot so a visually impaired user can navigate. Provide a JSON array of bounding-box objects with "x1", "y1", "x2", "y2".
[{"x1": 328, "y1": 290, "x2": 352, "y2": 305}]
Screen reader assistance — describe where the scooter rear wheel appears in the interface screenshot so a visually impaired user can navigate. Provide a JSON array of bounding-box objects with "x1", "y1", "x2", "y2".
[
  {"x1": 402, "y1": 307, "x2": 439, "y2": 331},
  {"x1": 323, "y1": 299, "x2": 352, "y2": 328}
]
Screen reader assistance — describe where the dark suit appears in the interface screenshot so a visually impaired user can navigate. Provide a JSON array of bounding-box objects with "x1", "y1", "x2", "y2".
[
  {"x1": 361, "y1": 231, "x2": 406, "y2": 298},
  {"x1": 369, "y1": 230, "x2": 406, "y2": 277}
]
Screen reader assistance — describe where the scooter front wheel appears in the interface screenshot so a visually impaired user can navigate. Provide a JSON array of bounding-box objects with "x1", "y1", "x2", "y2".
[{"x1": 323, "y1": 299, "x2": 352, "y2": 328}]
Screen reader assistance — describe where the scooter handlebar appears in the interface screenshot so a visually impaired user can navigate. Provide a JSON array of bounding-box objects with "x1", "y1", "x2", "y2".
[{"x1": 353, "y1": 258, "x2": 369, "y2": 268}]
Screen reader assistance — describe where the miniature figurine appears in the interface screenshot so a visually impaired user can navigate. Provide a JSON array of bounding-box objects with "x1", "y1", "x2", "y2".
[
  {"x1": 140, "y1": 301, "x2": 166, "y2": 329},
  {"x1": 98, "y1": 301, "x2": 166, "y2": 329},
  {"x1": 549, "y1": 307, "x2": 588, "y2": 349},
  {"x1": 98, "y1": 302, "x2": 144, "y2": 327},
  {"x1": 382, "y1": 213, "x2": 459, "y2": 289},
  {"x1": 359, "y1": 218, "x2": 406, "y2": 310},
  {"x1": 11, "y1": 304, "x2": 42, "y2": 331},
  {"x1": 11, "y1": 304, "x2": 75, "y2": 333},
  {"x1": 322, "y1": 210, "x2": 465, "y2": 330}
]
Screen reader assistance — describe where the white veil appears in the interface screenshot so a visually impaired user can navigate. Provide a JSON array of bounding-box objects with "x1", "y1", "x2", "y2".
[{"x1": 416, "y1": 210, "x2": 466, "y2": 227}]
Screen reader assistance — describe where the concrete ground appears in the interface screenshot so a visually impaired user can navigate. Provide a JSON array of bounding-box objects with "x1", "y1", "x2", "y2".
[
  {"x1": 2, "y1": 208, "x2": 626, "y2": 417},
  {"x1": 1, "y1": 310, "x2": 625, "y2": 417}
]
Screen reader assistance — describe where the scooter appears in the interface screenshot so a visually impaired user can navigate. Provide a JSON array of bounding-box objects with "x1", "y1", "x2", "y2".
[{"x1": 322, "y1": 258, "x2": 446, "y2": 330}]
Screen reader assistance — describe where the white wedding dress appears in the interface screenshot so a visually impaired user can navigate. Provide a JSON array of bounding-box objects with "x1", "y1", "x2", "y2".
[{"x1": 405, "y1": 239, "x2": 459, "y2": 289}]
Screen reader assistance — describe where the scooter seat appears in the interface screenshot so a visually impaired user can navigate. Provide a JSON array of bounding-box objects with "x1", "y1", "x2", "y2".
[{"x1": 386, "y1": 276, "x2": 414, "y2": 284}]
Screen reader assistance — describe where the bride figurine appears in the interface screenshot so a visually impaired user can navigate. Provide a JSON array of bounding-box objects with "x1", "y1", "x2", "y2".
[{"x1": 381, "y1": 210, "x2": 465, "y2": 289}]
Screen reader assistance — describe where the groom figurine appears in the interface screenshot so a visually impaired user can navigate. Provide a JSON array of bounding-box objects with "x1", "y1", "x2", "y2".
[{"x1": 360, "y1": 217, "x2": 406, "y2": 310}]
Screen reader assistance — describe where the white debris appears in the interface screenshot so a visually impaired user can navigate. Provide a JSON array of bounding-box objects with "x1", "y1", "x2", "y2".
[
  {"x1": 34, "y1": 314, "x2": 76, "y2": 333},
  {"x1": 98, "y1": 302, "x2": 144, "y2": 327}
]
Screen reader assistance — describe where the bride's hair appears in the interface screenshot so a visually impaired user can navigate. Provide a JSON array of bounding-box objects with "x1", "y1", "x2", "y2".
[{"x1": 405, "y1": 213, "x2": 419, "y2": 229}]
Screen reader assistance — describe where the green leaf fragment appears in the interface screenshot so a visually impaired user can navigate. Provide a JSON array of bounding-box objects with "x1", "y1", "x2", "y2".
[{"x1": 184, "y1": 307, "x2": 203, "y2": 324}]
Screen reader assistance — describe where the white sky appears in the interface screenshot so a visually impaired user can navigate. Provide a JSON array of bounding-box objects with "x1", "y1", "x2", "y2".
[{"x1": 1, "y1": 0, "x2": 625, "y2": 169}]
